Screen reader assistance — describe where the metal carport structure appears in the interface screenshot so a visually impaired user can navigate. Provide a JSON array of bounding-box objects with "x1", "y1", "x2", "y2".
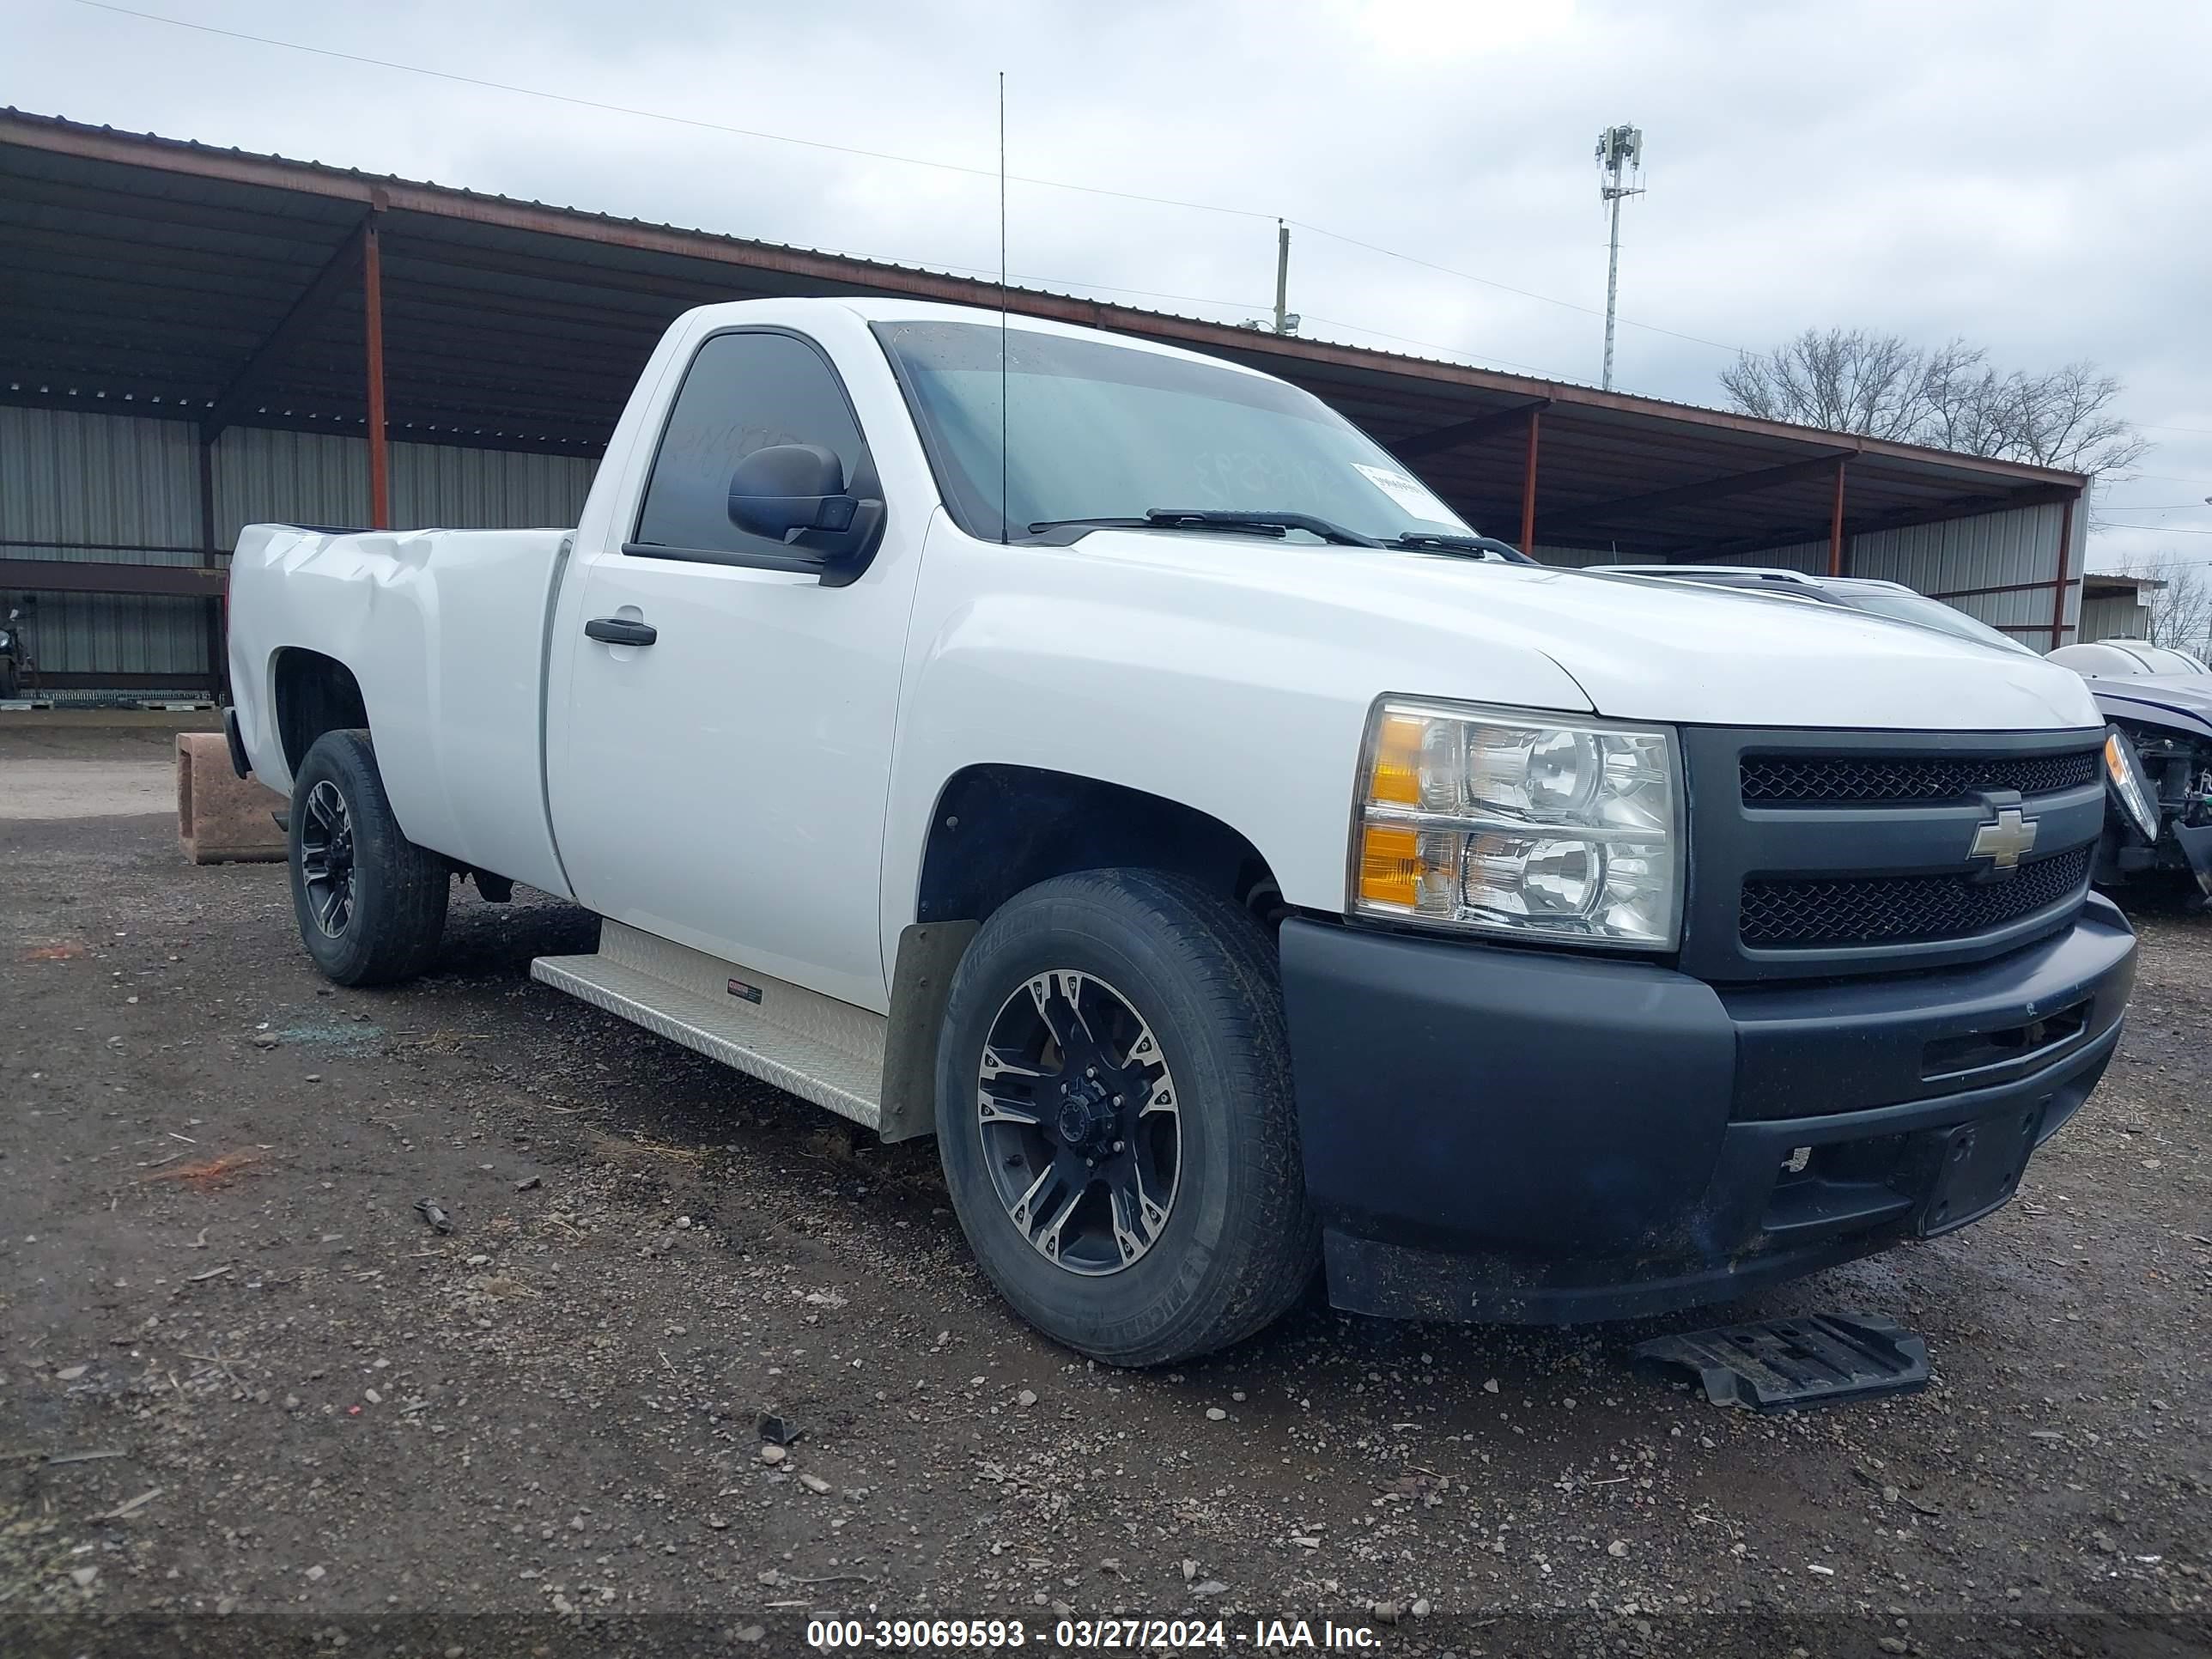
[{"x1": 0, "y1": 108, "x2": 2091, "y2": 698}]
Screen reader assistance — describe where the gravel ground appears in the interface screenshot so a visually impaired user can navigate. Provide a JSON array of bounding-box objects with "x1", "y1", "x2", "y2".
[{"x1": 2, "y1": 726, "x2": 2207, "y2": 1658}]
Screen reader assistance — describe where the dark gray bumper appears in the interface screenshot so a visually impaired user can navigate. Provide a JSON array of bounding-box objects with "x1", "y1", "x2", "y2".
[{"x1": 1279, "y1": 898, "x2": 2137, "y2": 1324}]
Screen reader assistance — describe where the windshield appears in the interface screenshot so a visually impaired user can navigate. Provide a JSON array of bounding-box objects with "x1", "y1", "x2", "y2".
[
  {"x1": 872, "y1": 320, "x2": 1474, "y2": 544},
  {"x1": 1836, "y1": 587, "x2": 2037, "y2": 656},
  {"x1": 2124, "y1": 644, "x2": 2210, "y2": 675}
]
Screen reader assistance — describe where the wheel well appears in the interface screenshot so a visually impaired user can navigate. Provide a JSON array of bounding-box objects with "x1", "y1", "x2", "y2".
[
  {"x1": 272, "y1": 648, "x2": 369, "y2": 775},
  {"x1": 915, "y1": 766, "x2": 1284, "y2": 931}
]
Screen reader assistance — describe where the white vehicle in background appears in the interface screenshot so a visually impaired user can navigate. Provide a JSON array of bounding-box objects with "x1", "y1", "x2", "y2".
[
  {"x1": 2046, "y1": 641, "x2": 2212, "y2": 896},
  {"x1": 1597, "y1": 565, "x2": 2212, "y2": 898},
  {"x1": 1588, "y1": 563, "x2": 2040, "y2": 655},
  {"x1": 222, "y1": 297, "x2": 2136, "y2": 1364},
  {"x1": 2048, "y1": 640, "x2": 2211, "y2": 678}
]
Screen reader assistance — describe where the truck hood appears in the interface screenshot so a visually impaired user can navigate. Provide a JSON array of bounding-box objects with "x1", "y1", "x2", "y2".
[
  {"x1": 2087, "y1": 673, "x2": 2212, "y2": 740},
  {"x1": 1067, "y1": 531, "x2": 2102, "y2": 732}
]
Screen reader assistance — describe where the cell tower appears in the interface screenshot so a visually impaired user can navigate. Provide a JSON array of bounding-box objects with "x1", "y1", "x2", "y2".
[{"x1": 1594, "y1": 124, "x2": 1644, "y2": 392}]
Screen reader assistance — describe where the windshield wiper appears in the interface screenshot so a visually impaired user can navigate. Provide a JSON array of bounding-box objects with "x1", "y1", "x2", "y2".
[
  {"x1": 1388, "y1": 532, "x2": 1536, "y2": 564},
  {"x1": 1026, "y1": 508, "x2": 1382, "y2": 547}
]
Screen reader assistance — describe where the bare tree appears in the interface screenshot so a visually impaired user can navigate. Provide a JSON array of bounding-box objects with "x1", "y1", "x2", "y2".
[
  {"x1": 2002, "y1": 361, "x2": 2149, "y2": 477},
  {"x1": 2110, "y1": 554, "x2": 2212, "y2": 657},
  {"x1": 1722, "y1": 330, "x2": 2148, "y2": 479},
  {"x1": 1720, "y1": 329, "x2": 1943, "y2": 441}
]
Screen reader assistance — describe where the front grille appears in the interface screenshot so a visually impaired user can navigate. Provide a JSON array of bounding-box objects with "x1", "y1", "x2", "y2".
[
  {"x1": 1740, "y1": 845, "x2": 2092, "y2": 950},
  {"x1": 1741, "y1": 749, "x2": 2100, "y2": 806}
]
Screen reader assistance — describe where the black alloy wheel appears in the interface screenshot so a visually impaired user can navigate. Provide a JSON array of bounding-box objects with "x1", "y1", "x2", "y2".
[
  {"x1": 975, "y1": 968, "x2": 1181, "y2": 1275},
  {"x1": 297, "y1": 779, "x2": 357, "y2": 939},
  {"x1": 933, "y1": 869, "x2": 1319, "y2": 1365},
  {"x1": 285, "y1": 728, "x2": 449, "y2": 987}
]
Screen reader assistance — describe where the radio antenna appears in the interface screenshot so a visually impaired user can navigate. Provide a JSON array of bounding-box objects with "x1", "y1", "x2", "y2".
[{"x1": 997, "y1": 70, "x2": 1009, "y2": 544}]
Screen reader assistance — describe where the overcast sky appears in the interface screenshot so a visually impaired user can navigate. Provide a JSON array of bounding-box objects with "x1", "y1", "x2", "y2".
[{"x1": 13, "y1": 0, "x2": 2212, "y2": 570}]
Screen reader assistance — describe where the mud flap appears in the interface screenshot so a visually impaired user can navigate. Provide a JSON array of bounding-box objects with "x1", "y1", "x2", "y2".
[
  {"x1": 2172, "y1": 820, "x2": 2212, "y2": 898},
  {"x1": 1632, "y1": 1313, "x2": 1929, "y2": 1411}
]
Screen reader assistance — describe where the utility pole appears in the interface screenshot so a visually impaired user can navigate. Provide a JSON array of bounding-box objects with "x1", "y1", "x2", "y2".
[
  {"x1": 1272, "y1": 220, "x2": 1299, "y2": 335},
  {"x1": 1594, "y1": 125, "x2": 1644, "y2": 392},
  {"x1": 1249, "y1": 220, "x2": 1300, "y2": 336}
]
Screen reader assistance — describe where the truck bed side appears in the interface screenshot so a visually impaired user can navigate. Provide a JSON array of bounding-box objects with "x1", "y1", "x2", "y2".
[{"x1": 227, "y1": 521, "x2": 577, "y2": 898}]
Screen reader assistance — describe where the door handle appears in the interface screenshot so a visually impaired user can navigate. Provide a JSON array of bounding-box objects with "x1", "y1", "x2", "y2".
[{"x1": 585, "y1": 617, "x2": 657, "y2": 647}]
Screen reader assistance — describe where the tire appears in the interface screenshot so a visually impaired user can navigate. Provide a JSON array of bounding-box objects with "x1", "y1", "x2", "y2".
[
  {"x1": 935, "y1": 869, "x2": 1318, "y2": 1365},
  {"x1": 286, "y1": 729, "x2": 449, "y2": 987}
]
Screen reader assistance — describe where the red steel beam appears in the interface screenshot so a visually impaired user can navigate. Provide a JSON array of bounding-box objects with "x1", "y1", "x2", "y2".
[
  {"x1": 1519, "y1": 406, "x2": 1541, "y2": 554},
  {"x1": 363, "y1": 221, "x2": 390, "y2": 531},
  {"x1": 0, "y1": 558, "x2": 227, "y2": 598},
  {"x1": 0, "y1": 537, "x2": 204, "y2": 556},
  {"x1": 2051, "y1": 493, "x2": 2077, "y2": 644},
  {"x1": 1826, "y1": 458, "x2": 1848, "y2": 577},
  {"x1": 1927, "y1": 577, "x2": 2076, "y2": 601},
  {"x1": 198, "y1": 427, "x2": 230, "y2": 701}
]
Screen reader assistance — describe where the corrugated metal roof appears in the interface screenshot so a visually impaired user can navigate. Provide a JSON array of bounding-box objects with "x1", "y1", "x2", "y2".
[{"x1": 0, "y1": 106, "x2": 2087, "y2": 559}]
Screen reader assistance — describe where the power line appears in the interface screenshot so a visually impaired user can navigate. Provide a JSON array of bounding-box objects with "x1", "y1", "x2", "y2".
[
  {"x1": 67, "y1": 0, "x2": 1748, "y2": 359},
  {"x1": 1292, "y1": 222, "x2": 1745, "y2": 356},
  {"x1": 2096, "y1": 520, "x2": 2212, "y2": 536},
  {"x1": 70, "y1": 0, "x2": 1268, "y2": 222}
]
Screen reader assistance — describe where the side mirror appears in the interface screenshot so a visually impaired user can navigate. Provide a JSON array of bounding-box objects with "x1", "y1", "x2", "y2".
[
  {"x1": 726, "y1": 444, "x2": 885, "y2": 584},
  {"x1": 726, "y1": 443, "x2": 854, "y2": 540}
]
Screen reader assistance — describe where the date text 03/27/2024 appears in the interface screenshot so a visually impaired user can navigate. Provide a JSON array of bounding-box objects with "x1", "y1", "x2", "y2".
[{"x1": 805, "y1": 1618, "x2": 1384, "y2": 1650}]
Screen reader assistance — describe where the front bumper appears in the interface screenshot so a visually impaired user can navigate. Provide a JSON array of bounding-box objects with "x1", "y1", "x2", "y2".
[{"x1": 1279, "y1": 897, "x2": 2137, "y2": 1324}]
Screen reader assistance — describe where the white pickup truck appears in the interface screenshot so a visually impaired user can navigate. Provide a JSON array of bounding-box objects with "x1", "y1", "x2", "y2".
[{"x1": 224, "y1": 296, "x2": 2137, "y2": 1364}]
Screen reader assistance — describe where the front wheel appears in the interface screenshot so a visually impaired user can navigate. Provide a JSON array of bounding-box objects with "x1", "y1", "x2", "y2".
[
  {"x1": 934, "y1": 870, "x2": 1318, "y2": 1365},
  {"x1": 286, "y1": 729, "x2": 449, "y2": 987}
]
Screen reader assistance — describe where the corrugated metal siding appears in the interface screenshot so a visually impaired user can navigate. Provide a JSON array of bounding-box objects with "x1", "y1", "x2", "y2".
[
  {"x1": 211, "y1": 427, "x2": 368, "y2": 545},
  {"x1": 1850, "y1": 501, "x2": 2067, "y2": 644},
  {"x1": 0, "y1": 405, "x2": 208, "y2": 678},
  {"x1": 3, "y1": 408, "x2": 596, "y2": 690},
  {"x1": 210, "y1": 429, "x2": 595, "y2": 543},
  {"x1": 391, "y1": 441, "x2": 595, "y2": 532},
  {"x1": 2081, "y1": 592, "x2": 2152, "y2": 643},
  {"x1": 1687, "y1": 502, "x2": 2069, "y2": 645}
]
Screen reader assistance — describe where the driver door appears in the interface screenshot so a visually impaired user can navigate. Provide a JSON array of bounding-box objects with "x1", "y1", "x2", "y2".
[{"x1": 547, "y1": 326, "x2": 921, "y2": 1012}]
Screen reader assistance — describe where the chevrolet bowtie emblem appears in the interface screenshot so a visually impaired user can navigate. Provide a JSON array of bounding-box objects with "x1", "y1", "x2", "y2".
[{"x1": 1969, "y1": 805, "x2": 2039, "y2": 870}]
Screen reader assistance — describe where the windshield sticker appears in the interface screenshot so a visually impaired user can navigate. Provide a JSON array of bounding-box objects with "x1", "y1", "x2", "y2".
[{"x1": 1352, "y1": 463, "x2": 1462, "y2": 527}]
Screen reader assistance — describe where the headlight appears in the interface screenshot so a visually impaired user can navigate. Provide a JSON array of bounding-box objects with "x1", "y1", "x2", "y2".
[
  {"x1": 1351, "y1": 698, "x2": 1683, "y2": 949},
  {"x1": 2103, "y1": 726, "x2": 2161, "y2": 842}
]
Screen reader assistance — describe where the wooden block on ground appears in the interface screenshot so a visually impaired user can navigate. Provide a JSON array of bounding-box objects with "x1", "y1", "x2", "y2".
[{"x1": 178, "y1": 732, "x2": 286, "y2": 865}]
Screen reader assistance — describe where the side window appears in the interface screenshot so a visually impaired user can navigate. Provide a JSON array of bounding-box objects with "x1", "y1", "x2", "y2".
[{"x1": 631, "y1": 331, "x2": 872, "y2": 560}]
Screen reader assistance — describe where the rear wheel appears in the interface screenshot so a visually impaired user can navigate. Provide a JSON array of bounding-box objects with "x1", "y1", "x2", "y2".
[
  {"x1": 287, "y1": 729, "x2": 448, "y2": 986},
  {"x1": 935, "y1": 869, "x2": 1317, "y2": 1365}
]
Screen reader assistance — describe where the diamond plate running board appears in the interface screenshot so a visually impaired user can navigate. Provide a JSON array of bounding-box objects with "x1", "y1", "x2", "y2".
[
  {"x1": 1632, "y1": 1313, "x2": 1930, "y2": 1412},
  {"x1": 532, "y1": 921, "x2": 884, "y2": 1130}
]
